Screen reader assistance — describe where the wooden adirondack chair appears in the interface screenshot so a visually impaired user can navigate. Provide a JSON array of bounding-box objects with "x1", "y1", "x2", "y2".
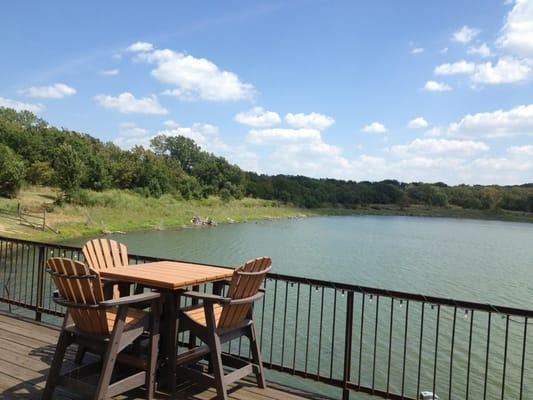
[
  {"x1": 176, "y1": 257, "x2": 272, "y2": 400},
  {"x1": 43, "y1": 257, "x2": 161, "y2": 400},
  {"x1": 78, "y1": 239, "x2": 133, "y2": 364},
  {"x1": 82, "y1": 238, "x2": 129, "y2": 298}
]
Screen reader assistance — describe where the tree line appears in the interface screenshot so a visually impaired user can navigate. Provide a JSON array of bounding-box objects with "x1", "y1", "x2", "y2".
[{"x1": 1, "y1": 107, "x2": 532, "y2": 213}]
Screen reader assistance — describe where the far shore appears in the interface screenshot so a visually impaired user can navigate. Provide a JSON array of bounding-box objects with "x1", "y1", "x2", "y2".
[{"x1": 1, "y1": 187, "x2": 533, "y2": 242}]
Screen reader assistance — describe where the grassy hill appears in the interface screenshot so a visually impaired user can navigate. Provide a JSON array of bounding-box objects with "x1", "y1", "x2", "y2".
[{"x1": 0, "y1": 186, "x2": 310, "y2": 240}]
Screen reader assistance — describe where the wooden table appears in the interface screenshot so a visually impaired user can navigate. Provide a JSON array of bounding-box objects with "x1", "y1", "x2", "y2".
[{"x1": 100, "y1": 261, "x2": 234, "y2": 394}]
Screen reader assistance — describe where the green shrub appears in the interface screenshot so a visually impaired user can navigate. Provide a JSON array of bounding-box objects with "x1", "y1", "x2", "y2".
[
  {"x1": 219, "y1": 188, "x2": 233, "y2": 203},
  {"x1": 0, "y1": 144, "x2": 26, "y2": 198},
  {"x1": 26, "y1": 161, "x2": 55, "y2": 185}
]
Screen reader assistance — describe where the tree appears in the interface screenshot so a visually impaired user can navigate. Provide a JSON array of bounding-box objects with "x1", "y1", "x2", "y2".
[
  {"x1": 479, "y1": 187, "x2": 500, "y2": 210},
  {"x1": 53, "y1": 143, "x2": 84, "y2": 198},
  {"x1": 0, "y1": 144, "x2": 26, "y2": 198},
  {"x1": 151, "y1": 135, "x2": 202, "y2": 174},
  {"x1": 26, "y1": 161, "x2": 55, "y2": 185}
]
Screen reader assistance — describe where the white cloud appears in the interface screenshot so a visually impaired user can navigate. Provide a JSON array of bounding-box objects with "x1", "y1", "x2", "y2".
[
  {"x1": 265, "y1": 141, "x2": 349, "y2": 178},
  {"x1": 467, "y1": 43, "x2": 493, "y2": 58},
  {"x1": 411, "y1": 47, "x2": 424, "y2": 54},
  {"x1": 508, "y1": 144, "x2": 533, "y2": 156},
  {"x1": 127, "y1": 41, "x2": 154, "y2": 52},
  {"x1": 362, "y1": 122, "x2": 387, "y2": 134},
  {"x1": 0, "y1": 97, "x2": 44, "y2": 113},
  {"x1": 100, "y1": 69, "x2": 119, "y2": 76},
  {"x1": 115, "y1": 120, "x2": 230, "y2": 154},
  {"x1": 247, "y1": 128, "x2": 321, "y2": 144},
  {"x1": 439, "y1": 47, "x2": 449, "y2": 54},
  {"x1": 137, "y1": 48, "x2": 254, "y2": 101},
  {"x1": 391, "y1": 138, "x2": 489, "y2": 157},
  {"x1": 470, "y1": 57, "x2": 532, "y2": 84},
  {"x1": 163, "y1": 119, "x2": 179, "y2": 128},
  {"x1": 430, "y1": 104, "x2": 533, "y2": 138},
  {"x1": 114, "y1": 123, "x2": 151, "y2": 149},
  {"x1": 434, "y1": 57, "x2": 531, "y2": 86},
  {"x1": 20, "y1": 83, "x2": 76, "y2": 98},
  {"x1": 156, "y1": 123, "x2": 228, "y2": 153},
  {"x1": 434, "y1": 60, "x2": 475, "y2": 75},
  {"x1": 497, "y1": 0, "x2": 533, "y2": 57},
  {"x1": 234, "y1": 107, "x2": 281, "y2": 127},
  {"x1": 285, "y1": 112, "x2": 335, "y2": 130},
  {"x1": 226, "y1": 127, "x2": 531, "y2": 185},
  {"x1": 469, "y1": 156, "x2": 533, "y2": 184},
  {"x1": 94, "y1": 92, "x2": 168, "y2": 114},
  {"x1": 407, "y1": 117, "x2": 429, "y2": 129},
  {"x1": 452, "y1": 25, "x2": 480, "y2": 43},
  {"x1": 424, "y1": 80, "x2": 452, "y2": 91}
]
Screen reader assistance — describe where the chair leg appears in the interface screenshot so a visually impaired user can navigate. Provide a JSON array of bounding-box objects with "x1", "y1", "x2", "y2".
[
  {"x1": 208, "y1": 333, "x2": 228, "y2": 400},
  {"x1": 43, "y1": 330, "x2": 70, "y2": 400},
  {"x1": 74, "y1": 344, "x2": 87, "y2": 364},
  {"x1": 249, "y1": 323, "x2": 266, "y2": 389},
  {"x1": 146, "y1": 301, "x2": 160, "y2": 399},
  {"x1": 94, "y1": 340, "x2": 120, "y2": 400},
  {"x1": 94, "y1": 307, "x2": 127, "y2": 400}
]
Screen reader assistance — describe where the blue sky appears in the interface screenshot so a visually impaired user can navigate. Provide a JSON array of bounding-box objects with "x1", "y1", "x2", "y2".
[{"x1": 1, "y1": 0, "x2": 532, "y2": 184}]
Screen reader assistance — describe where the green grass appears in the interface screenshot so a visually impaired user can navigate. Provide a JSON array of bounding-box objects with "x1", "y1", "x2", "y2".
[
  {"x1": 0, "y1": 187, "x2": 312, "y2": 240},
  {"x1": 1, "y1": 187, "x2": 532, "y2": 241}
]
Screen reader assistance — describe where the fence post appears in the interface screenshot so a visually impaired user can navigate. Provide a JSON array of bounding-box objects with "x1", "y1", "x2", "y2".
[
  {"x1": 35, "y1": 245, "x2": 46, "y2": 322},
  {"x1": 42, "y1": 209, "x2": 46, "y2": 231},
  {"x1": 342, "y1": 291, "x2": 354, "y2": 400}
]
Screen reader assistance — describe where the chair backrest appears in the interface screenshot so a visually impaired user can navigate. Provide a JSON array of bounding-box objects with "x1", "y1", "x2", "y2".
[
  {"x1": 82, "y1": 238, "x2": 129, "y2": 271},
  {"x1": 82, "y1": 239, "x2": 128, "y2": 299},
  {"x1": 47, "y1": 257, "x2": 110, "y2": 335},
  {"x1": 217, "y1": 257, "x2": 271, "y2": 329}
]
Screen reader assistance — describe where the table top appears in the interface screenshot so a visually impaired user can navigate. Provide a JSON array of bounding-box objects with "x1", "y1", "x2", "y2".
[{"x1": 99, "y1": 260, "x2": 234, "y2": 290}]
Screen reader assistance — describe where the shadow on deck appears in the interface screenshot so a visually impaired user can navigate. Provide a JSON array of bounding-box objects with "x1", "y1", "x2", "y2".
[{"x1": 0, "y1": 313, "x2": 325, "y2": 400}]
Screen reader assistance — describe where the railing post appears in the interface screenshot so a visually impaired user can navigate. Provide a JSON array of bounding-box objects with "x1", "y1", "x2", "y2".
[
  {"x1": 35, "y1": 245, "x2": 46, "y2": 321},
  {"x1": 342, "y1": 291, "x2": 354, "y2": 400}
]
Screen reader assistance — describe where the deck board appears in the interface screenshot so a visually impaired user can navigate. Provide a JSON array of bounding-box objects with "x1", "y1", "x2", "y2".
[{"x1": 0, "y1": 313, "x2": 318, "y2": 400}]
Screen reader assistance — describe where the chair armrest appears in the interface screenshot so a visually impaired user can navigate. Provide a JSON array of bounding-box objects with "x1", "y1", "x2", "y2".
[
  {"x1": 99, "y1": 291, "x2": 161, "y2": 307},
  {"x1": 52, "y1": 290, "x2": 160, "y2": 309},
  {"x1": 181, "y1": 291, "x2": 232, "y2": 304},
  {"x1": 228, "y1": 291, "x2": 265, "y2": 305},
  {"x1": 53, "y1": 294, "x2": 102, "y2": 309}
]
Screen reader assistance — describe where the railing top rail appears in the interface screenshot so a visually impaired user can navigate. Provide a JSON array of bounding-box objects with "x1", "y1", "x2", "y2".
[{"x1": 1, "y1": 234, "x2": 532, "y2": 318}]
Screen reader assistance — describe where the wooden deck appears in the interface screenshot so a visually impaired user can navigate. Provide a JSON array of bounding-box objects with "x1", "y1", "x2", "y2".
[{"x1": 0, "y1": 313, "x2": 322, "y2": 400}]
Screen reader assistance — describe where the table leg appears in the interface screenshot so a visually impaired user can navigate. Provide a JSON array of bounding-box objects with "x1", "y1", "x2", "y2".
[
  {"x1": 118, "y1": 282, "x2": 130, "y2": 297},
  {"x1": 188, "y1": 285, "x2": 200, "y2": 349},
  {"x1": 162, "y1": 291, "x2": 179, "y2": 395},
  {"x1": 212, "y1": 281, "x2": 224, "y2": 296}
]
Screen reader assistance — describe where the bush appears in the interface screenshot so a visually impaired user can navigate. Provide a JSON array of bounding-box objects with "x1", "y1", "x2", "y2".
[
  {"x1": 26, "y1": 161, "x2": 55, "y2": 185},
  {"x1": 66, "y1": 189, "x2": 120, "y2": 207},
  {"x1": 219, "y1": 188, "x2": 233, "y2": 203},
  {"x1": 0, "y1": 144, "x2": 26, "y2": 198},
  {"x1": 53, "y1": 143, "x2": 84, "y2": 199}
]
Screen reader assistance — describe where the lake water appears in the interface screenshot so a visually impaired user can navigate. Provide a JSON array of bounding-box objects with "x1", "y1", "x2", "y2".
[
  {"x1": 64, "y1": 215, "x2": 533, "y2": 308},
  {"x1": 62, "y1": 216, "x2": 533, "y2": 399}
]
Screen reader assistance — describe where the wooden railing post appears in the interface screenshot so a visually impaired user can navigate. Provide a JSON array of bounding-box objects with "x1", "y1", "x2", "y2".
[
  {"x1": 342, "y1": 291, "x2": 354, "y2": 400},
  {"x1": 35, "y1": 245, "x2": 46, "y2": 321}
]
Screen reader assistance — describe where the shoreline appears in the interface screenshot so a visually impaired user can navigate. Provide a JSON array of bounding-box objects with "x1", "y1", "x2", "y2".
[
  {"x1": 1, "y1": 187, "x2": 533, "y2": 242},
  {"x1": 9, "y1": 205, "x2": 533, "y2": 244}
]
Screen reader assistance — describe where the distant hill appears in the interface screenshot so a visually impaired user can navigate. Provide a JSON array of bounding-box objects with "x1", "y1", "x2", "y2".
[{"x1": 0, "y1": 106, "x2": 532, "y2": 213}]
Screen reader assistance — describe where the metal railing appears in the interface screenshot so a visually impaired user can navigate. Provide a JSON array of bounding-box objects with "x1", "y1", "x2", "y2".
[{"x1": 1, "y1": 235, "x2": 532, "y2": 400}]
